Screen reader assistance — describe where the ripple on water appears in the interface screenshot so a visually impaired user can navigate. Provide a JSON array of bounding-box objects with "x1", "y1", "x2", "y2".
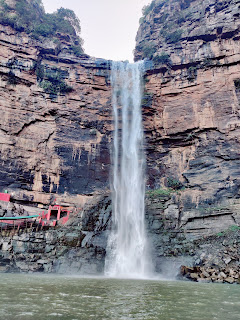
[{"x1": 0, "y1": 274, "x2": 239, "y2": 320}]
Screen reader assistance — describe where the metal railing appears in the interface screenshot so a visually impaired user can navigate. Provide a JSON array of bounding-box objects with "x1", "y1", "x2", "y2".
[{"x1": 0, "y1": 220, "x2": 50, "y2": 237}]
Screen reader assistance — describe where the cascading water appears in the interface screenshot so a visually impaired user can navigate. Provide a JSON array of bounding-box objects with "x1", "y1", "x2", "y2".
[{"x1": 105, "y1": 61, "x2": 152, "y2": 279}]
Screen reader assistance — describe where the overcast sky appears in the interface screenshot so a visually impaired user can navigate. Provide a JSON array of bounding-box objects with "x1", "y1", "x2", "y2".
[{"x1": 42, "y1": 0, "x2": 151, "y2": 62}]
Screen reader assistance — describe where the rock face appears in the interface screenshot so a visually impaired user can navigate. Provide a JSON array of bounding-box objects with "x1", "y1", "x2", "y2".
[
  {"x1": 0, "y1": 24, "x2": 112, "y2": 208},
  {"x1": 178, "y1": 229, "x2": 240, "y2": 284},
  {"x1": 0, "y1": 195, "x2": 111, "y2": 274},
  {"x1": 135, "y1": 0, "x2": 240, "y2": 239}
]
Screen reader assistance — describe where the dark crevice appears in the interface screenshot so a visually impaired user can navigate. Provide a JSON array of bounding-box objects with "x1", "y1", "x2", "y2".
[
  {"x1": 37, "y1": 131, "x2": 55, "y2": 148},
  {"x1": 0, "y1": 71, "x2": 33, "y2": 87},
  {"x1": 187, "y1": 211, "x2": 233, "y2": 223},
  {"x1": 14, "y1": 117, "x2": 54, "y2": 136},
  {"x1": 147, "y1": 127, "x2": 220, "y2": 147}
]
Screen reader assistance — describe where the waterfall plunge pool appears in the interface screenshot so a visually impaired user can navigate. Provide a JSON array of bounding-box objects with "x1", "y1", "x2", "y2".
[{"x1": 0, "y1": 274, "x2": 239, "y2": 320}]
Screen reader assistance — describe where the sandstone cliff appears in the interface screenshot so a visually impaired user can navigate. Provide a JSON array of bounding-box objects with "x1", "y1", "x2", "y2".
[
  {"x1": 0, "y1": 11, "x2": 114, "y2": 273},
  {"x1": 0, "y1": 23, "x2": 112, "y2": 209},
  {"x1": 135, "y1": 0, "x2": 240, "y2": 239}
]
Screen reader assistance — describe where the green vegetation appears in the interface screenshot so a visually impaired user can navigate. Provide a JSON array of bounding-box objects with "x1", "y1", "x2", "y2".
[
  {"x1": 35, "y1": 63, "x2": 73, "y2": 95},
  {"x1": 142, "y1": 0, "x2": 169, "y2": 17},
  {"x1": 187, "y1": 66, "x2": 198, "y2": 82},
  {"x1": 31, "y1": 7, "x2": 81, "y2": 40},
  {"x1": 197, "y1": 206, "x2": 229, "y2": 214},
  {"x1": 216, "y1": 232, "x2": 224, "y2": 236},
  {"x1": 138, "y1": 0, "x2": 191, "y2": 61},
  {"x1": 167, "y1": 177, "x2": 183, "y2": 190},
  {"x1": 177, "y1": 12, "x2": 186, "y2": 24},
  {"x1": 7, "y1": 71, "x2": 18, "y2": 85},
  {"x1": 70, "y1": 45, "x2": 84, "y2": 57},
  {"x1": 142, "y1": 1, "x2": 156, "y2": 16},
  {"x1": 153, "y1": 52, "x2": 171, "y2": 65},
  {"x1": 0, "y1": 0, "x2": 84, "y2": 52},
  {"x1": 159, "y1": 13, "x2": 169, "y2": 24},
  {"x1": 141, "y1": 92, "x2": 153, "y2": 106},
  {"x1": 137, "y1": 1, "x2": 191, "y2": 61},
  {"x1": 146, "y1": 188, "x2": 173, "y2": 198},
  {"x1": 165, "y1": 29, "x2": 183, "y2": 43},
  {"x1": 135, "y1": 41, "x2": 158, "y2": 60},
  {"x1": 229, "y1": 225, "x2": 240, "y2": 232},
  {"x1": 217, "y1": 225, "x2": 240, "y2": 236},
  {"x1": 142, "y1": 43, "x2": 156, "y2": 60},
  {"x1": 40, "y1": 78, "x2": 73, "y2": 95},
  {"x1": 146, "y1": 176, "x2": 185, "y2": 200},
  {"x1": 158, "y1": 20, "x2": 184, "y2": 44}
]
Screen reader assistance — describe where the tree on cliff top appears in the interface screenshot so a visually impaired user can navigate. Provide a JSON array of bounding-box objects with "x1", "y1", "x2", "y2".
[
  {"x1": 0, "y1": 0, "x2": 84, "y2": 52},
  {"x1": 141, "y1": 0, "x2": 193, "y2": 18},
  {"x1": 137, "y1": 0, "x2": 194, "y2": 60}
]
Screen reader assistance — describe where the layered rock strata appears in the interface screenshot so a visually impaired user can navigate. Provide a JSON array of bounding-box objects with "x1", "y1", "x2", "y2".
[
  {"x1": 136, "y1": 0, "x2": 240, "y2": 238},
  {"x1": 0, "y1": 12, "x2": 113, "y2": 274},
  {"x1": 0, "y1": 24, "x2": 112, "y2": 210}
]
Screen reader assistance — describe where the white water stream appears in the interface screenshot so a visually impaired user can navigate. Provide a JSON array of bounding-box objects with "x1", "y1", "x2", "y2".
[{"x1": 105, "y1": 61, "x2": 152, "y2": 278}]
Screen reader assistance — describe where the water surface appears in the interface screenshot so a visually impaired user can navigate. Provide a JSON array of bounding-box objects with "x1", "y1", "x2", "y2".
[{"x1": 0, "y1": 274, "x2": 239, "y2": 320}]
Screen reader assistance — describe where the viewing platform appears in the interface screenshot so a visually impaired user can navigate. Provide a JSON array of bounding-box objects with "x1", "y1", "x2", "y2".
[{"x1": 0, "y1": 193, "x2": 72, "y2": 236}]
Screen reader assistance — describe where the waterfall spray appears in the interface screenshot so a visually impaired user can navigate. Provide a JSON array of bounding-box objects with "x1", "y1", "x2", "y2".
[{"x1": 105, "y1": 61, "x2": 152, "y2": 278}]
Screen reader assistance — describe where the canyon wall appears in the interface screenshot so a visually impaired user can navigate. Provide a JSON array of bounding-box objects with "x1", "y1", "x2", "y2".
[
  {"x1": 136, "y1": 0, "x2": 240, "y2": 239},
  {"x1": 0, "y1": 24, "x2": 112, "y2": 211},
  {"x1": 0, "y1": 23, "x2": 113, "y2": 273}
]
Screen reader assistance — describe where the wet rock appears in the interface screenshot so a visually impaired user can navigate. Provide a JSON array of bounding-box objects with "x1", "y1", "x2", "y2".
[
  {"x1": 224, "y1": 257, "x2": 232, "y2": 265},
  {"x1": 0, "y1": 266, "x2": 9, "y2": 272},
  {"x1": 189, "y1": 273, "x2": 199, "y2": 280},
  {"x1": 1, "y1": 242, "x2": 11, "y2": 251},
  {"x1": 197, "y1": 278, "x2": 211, "y2": 283},
  {"x1": 218, "y1": 272, "x2": 227, "y2": 279},
  {"x1": 202, "y1": 270, "x2": 210, "y2": 278},
  {"x1": 45, "y1": 245, "x2": 55, "y2": 253},
  {"x1": 225, "y1": 277, "x2": 235, "y2": 284},
  {"x1": 37, "y1": 259, "x2": 49, "y2": 264}
]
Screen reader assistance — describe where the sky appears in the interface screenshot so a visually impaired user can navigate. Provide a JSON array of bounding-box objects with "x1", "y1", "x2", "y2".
[{"x1": 41, "y1": 0, "x2": 151, "y2": 62}]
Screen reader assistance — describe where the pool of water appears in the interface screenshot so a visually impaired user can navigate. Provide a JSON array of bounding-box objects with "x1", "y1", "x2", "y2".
[{"x1": 0, "y1": 274, "x2": 239, "y2": 320}]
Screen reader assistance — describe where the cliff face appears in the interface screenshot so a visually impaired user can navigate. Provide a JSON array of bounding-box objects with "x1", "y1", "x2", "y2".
[
  {"x1": 135, "y1": 0, "x2": 240, "y2": 238},
  {"x1": 0, "y1": 24, "x2": 112, "y2": 208}
]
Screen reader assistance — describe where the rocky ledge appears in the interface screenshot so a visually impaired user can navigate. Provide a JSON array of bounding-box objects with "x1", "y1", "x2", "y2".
[{"x1": 179, "y1": 229, "x2": 240, "y2": 284}]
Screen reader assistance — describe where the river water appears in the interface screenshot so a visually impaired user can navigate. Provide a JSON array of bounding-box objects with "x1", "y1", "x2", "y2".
[{"x1": 0, "y1": 274, "x2": 239, "y2": 320}]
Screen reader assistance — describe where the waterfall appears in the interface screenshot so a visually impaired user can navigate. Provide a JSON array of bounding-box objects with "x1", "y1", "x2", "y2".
[{"x1": 105, "y1": 61, "x2": 152, "y2": 279}]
